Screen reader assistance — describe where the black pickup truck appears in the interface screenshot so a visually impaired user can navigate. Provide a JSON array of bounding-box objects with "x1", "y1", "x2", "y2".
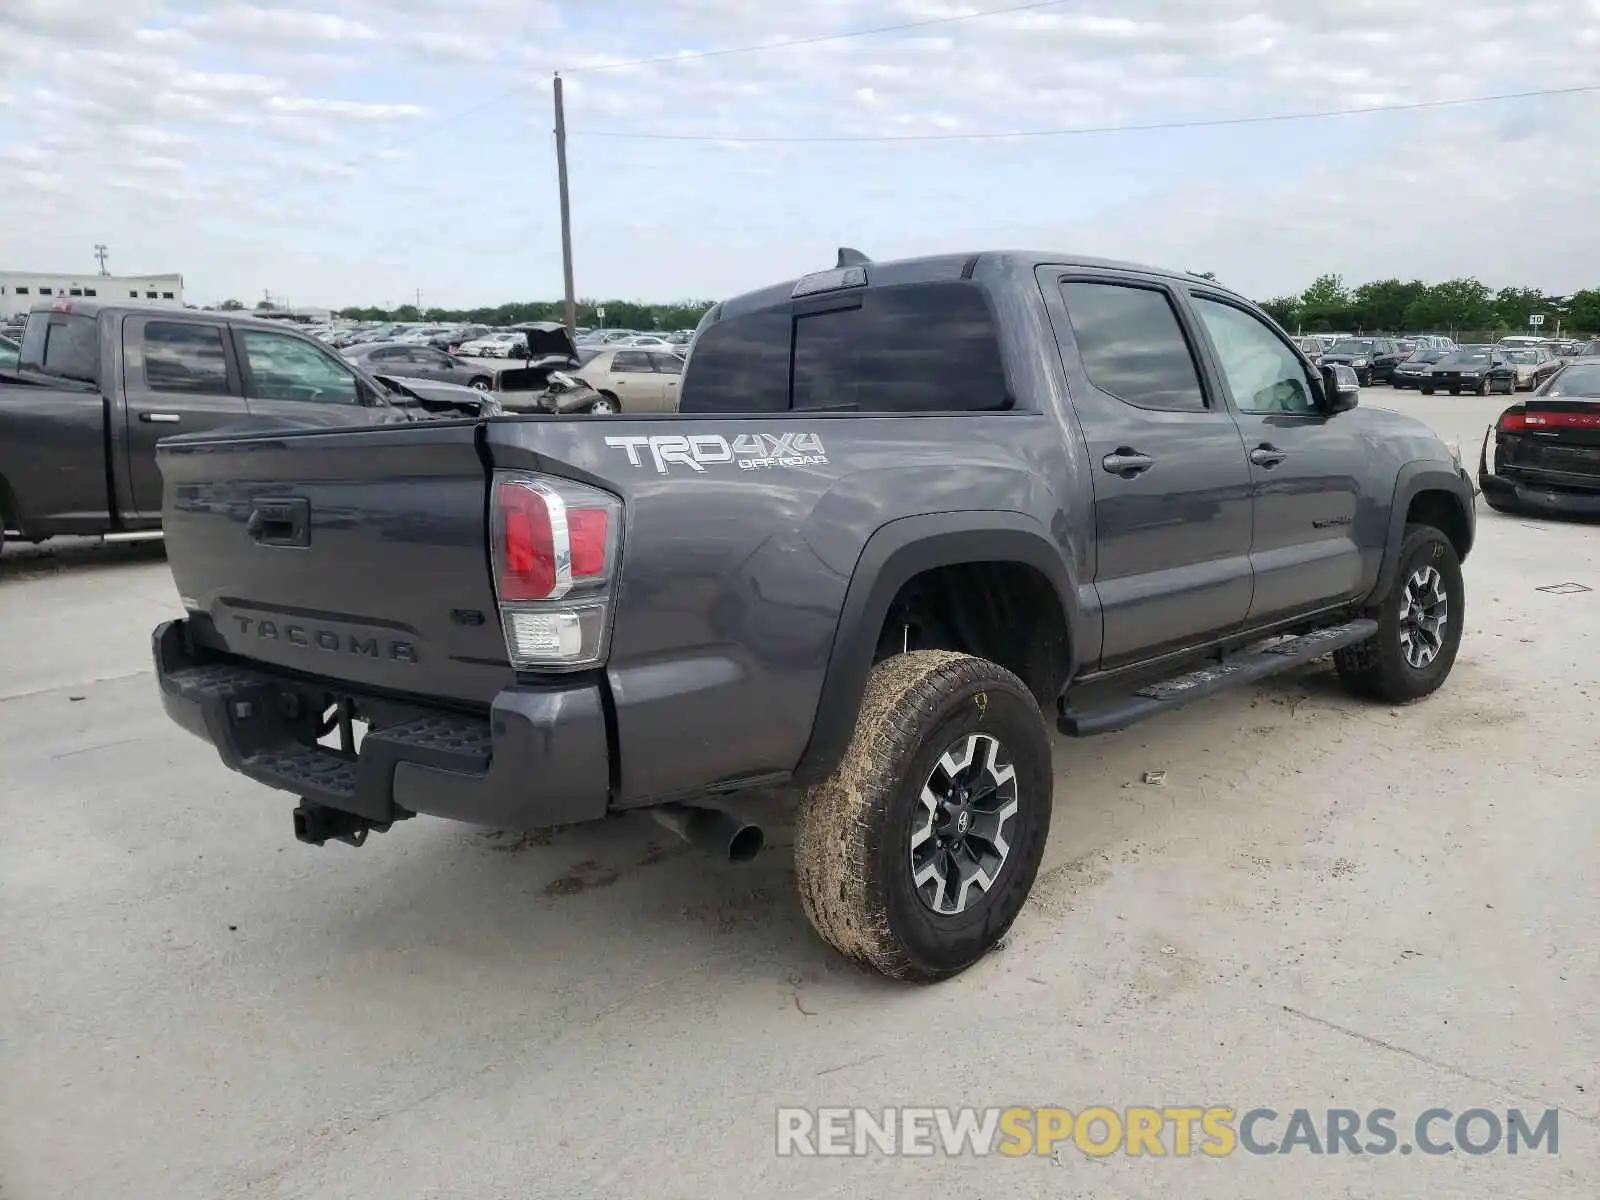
[
  {"x1": 0, "y1": 301, "x2": 497, "y2": 552},
  {"x1": 151, "y1": 250, "x2": 1476, "y2": 981}
]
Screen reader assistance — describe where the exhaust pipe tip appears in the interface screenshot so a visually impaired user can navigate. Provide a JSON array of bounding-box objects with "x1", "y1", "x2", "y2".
[
  {"x1": 726, "y1": 821, "x2": 765, "y2": 864},
  {"x1": 652, "y1": 803, "x2": 764, "y2": 864}
]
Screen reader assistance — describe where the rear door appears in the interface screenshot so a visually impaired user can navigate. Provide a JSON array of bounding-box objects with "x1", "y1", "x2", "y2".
[
  {"x1": 405, "y1": 347, "x2": 467, "y2": 384},
  {"x1": 232, "y1": 325, "x2": 383, "y2": 428},
  {"x1": 648, "y1": 351, "x2": 683, "y2": 411},
  {"x1": 1186, "y1": 291, "x2": 1364, "y2": 622},
  {"x1": 607, "y1": 350, "x2": 666, "y2": 411},
  {"x1": 122, "y1": 314, "x2": 252, "y2": 519},
  {"x1": 1046, "y1": 271, "x2": 1255, "y2": 667}
]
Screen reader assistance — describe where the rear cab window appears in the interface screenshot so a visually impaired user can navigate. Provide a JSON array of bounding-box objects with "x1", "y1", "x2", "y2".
[
  {"x1": 679, "y1": 282, "x2": 1009, "y2": 415},
  {"x1": 19, "y1": 311, "x2": 100, "y2": 384}
]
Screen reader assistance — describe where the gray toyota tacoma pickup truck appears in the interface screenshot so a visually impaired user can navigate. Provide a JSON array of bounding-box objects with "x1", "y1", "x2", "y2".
[{"x1": 151, "y1": 250, "x2": 1475, "y2": 981}]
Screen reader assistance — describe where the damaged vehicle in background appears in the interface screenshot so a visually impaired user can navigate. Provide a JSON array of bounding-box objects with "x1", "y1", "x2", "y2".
[
  {"x1": 0, "y1": 302, "x2": 495, "y2": 553},
  {"x1": 1480, "y1": 360, "x2": 1600, "y2": 517}
]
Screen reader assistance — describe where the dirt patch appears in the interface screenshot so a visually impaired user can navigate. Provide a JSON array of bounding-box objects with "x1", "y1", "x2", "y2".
[{"x1": 541, "y1": 860, "x2": 620, "y2": 897}]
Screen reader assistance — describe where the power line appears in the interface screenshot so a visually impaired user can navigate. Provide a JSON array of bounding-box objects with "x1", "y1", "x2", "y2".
[
  {"x1": 323, "y1": 1, "x2": 1074, "y2": 170},
  {"x1": 560, "y1": 0, "x2": 1074, "y2": 75},
  {"x1": 569, "y1": 82, "x2": 1600, "y2": 144}
]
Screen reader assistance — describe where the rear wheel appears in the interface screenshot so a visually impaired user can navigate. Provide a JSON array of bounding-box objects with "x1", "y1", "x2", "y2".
[
  {"x1": 794, "y1": 651, "x2": 1053, "y2": 982},
  {"x1": 1334, "y1": 524, "x2": 1464, "y2": 703}
]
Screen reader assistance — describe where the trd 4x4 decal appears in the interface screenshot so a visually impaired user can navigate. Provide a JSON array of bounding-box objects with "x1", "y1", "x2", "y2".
[{"x1": 605, "y1": 432, "x2": 828, "y2": 474}]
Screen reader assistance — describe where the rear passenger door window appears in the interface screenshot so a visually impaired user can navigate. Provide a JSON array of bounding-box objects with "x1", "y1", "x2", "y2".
[
  {"x1": 143, "y1": 322, "x2": 231, "y2": 394},
  {"x1": 1059, "y1": 281, "x2": 1207, "y2": 412}
]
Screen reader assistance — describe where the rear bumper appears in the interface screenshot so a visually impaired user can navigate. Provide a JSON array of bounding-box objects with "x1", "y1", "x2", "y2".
[
  {"x1": 1479, "y1": 471, "x2": 1600, "y2": 516},
  {"x1": 153, "y1": 619, "x2": 611, "y2": 831}
]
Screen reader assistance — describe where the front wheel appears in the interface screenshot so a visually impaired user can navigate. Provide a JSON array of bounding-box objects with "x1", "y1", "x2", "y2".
[
  {"x1": 469, "y1": 377, "x2": 491, "y2": 391},
  {"x1": 588, "y1": 392, "x2": 620, "y2": 415},
  {"x1": 1448, "y1": 386, "x2": 1461, "y2": 395},
  {"x1": 1359, "y1": 369, "x2": 1373, "y2": 387},
  {"x1": 1420, "y1": 385, "x2": 1435, "y2": 395},
  {"x1": 1333, "y1": 523, "x2": 1464, "y2": 703},
  {"x1": 1477, "y1": 375, "x2": 1492, "y2": 396},
  {"x1": 794, "y1": 651, "x2": 1053, "y2": 982}
]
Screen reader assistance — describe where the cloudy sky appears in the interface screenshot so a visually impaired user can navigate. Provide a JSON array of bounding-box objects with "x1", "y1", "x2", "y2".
[{"x1": 2, "y1": 0, "x2": 1598, "y2": 310}]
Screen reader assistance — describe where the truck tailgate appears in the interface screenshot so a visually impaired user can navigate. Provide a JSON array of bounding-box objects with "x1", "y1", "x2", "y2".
[{"x1": 158, "y1": 421, "x2": 513, "y2": 706}]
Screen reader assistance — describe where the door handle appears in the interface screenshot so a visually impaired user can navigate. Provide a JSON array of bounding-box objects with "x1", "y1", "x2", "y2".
[
  {"x1": 1249, "y1": 444, "x2": 1288, "y2": 468},
  {"x1": 140, "y1": 412, "x2": 182, "y2": 424},
  {"x1": 1101, "y1": 449, "x2": 1154, "y2": 476}
]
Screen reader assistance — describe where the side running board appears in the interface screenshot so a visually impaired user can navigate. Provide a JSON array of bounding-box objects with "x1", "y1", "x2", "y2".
[{"x1": 1058, "y1": 620, "x2": 1379, "y2": 737}]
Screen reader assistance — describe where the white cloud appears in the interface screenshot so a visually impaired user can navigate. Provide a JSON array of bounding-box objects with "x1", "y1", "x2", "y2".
[{"x1": 0, "y1": 0, "x2": 1596, "y2": 307}]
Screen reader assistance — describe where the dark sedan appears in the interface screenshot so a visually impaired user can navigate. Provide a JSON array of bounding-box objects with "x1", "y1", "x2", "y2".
[
  {"x1": 1390, "y1": 347, "x2": 1448, "y2": 389},
  {"x1": 341, "y1": 342, "x2": 496, "y2": 391},
  {"x1": 1479, "y1": 361, "x2": 1600, "y2": 517},
  {"x1": 1420, "y1": 347, "x2": 1515, "y2": 396},
  {"x1": 1318, "y1": 337, "x2": 1405, "y2": 385}
]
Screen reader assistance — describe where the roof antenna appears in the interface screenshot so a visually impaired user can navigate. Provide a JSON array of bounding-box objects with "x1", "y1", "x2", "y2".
[{"x1": 836, "y1": 247, "x2": 871, "y2": 268}]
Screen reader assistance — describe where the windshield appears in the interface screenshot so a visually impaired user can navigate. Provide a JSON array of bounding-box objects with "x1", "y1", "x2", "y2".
[
  {"x1": 1328, "y1": 340, "x2": 1374, "y2": 354},
  {"x1": 1505, "y1": 350, "x2": 1538, "y2": 364},
  {"x1": 1406, "y1": 349, "x2": 1444, "y2": 363},
  {"x1": 1543, "y1": 365, "x2": 1600, "y2": 397},
  {"x1": 1439, "y1": 350, "x2": 1493, "y2": 366}
]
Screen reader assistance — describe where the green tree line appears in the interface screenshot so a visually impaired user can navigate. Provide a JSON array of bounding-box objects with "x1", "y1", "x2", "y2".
[
  {"x1": 1259, "y1": 274, "x2": 1600, "y2": 338},
  {"x1": 330, "y1": 298, "x2": 715, "y2": 330}
]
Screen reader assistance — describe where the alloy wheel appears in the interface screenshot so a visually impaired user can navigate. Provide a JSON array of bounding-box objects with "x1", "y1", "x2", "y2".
[
  {"x1": 909, "y1": 733, "x2": 1019, "y2": 916},
  {"x1": 1398, "y1": 565, "x2": 1449, "y2": 669}
]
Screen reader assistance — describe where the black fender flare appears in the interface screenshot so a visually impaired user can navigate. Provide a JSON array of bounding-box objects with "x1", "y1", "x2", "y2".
[
  {"x1": 1365, "y1": 463, "x2": 1476, "y2": 604},
  {"x1": 791, "y1": 511, "x2": 1080, "y2": 786}
]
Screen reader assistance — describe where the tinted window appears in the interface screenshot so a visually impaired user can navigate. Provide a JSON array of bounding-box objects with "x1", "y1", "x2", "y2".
[
  {"x1": 239, "y1": 330, "x2": 359, "y2": 405},
  {"x1": 1193, "y1": 297, "x2": 1315, "y2": 414},
  {"x1": 648, "y1": 351, "x2": 684, "y2": 375},
  {"x1": 368, "y1": 347, "x2": 405, "y2": 362},
  {"x1": 21, "y1": 313, "x2": 99, "y2": 383},
  {"x1": 611, "y1": 351, "x2": 654, "y2": 373},
  {"x1": 791, "y1": 283, "x2": 1007, "y2": 413},
  {"x1": 1061, "y1": 282, "x2": 1205, "y2": 412},
  {"x1": 144, "y1": 322, "x2": 230, "y2": 394},
  {"x1": 679, "y1": 309, "x2": 792, "y2": 414},
  {"x1": 1546, "y1": 365, "x2": 1600, "y2": 396}
]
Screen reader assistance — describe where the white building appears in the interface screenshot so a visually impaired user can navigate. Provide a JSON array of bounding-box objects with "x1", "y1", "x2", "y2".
[{"x1": 0, "y1": 271, "x2": 185, "y2": 320}]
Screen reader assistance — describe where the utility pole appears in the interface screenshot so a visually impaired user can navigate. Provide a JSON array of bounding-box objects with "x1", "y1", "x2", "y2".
[
  {"x1": 93, "y1": 244, "x2": 108, "y2": 275},
  {"x1": 415, "y1": 288, "x2": 423, "y2": 314},
  {"x1": 553, "y1": 71, "x2": 576, "y2": 333}
]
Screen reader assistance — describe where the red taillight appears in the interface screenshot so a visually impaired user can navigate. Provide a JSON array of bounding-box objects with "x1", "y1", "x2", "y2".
[
  {"x1": 568, "y1": 508, "x2": 609, "y2": 578},
  {"x1": 1497, "y1": 408, "x2": 1526, "y2": 432},
  {"x1": 496, "y1": 480, "x2": 556, "y2": 600},
  {"x1": 491, "y1": 472, "x2": 621, "y2": 670}
]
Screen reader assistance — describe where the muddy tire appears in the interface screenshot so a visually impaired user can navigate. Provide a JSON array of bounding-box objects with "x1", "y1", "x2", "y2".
[
  {"x1": 793, "y1": 650, "x2": 1052, "y2": 982},
  {"x1": 1334, "y1": 524, "x2": 1464, "y2": 703}
]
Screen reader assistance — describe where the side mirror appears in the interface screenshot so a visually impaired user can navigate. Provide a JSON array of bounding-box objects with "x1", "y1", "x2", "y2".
[{"x1": 1319, "y1": 363, "x2": 1360, "y2": 413}]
